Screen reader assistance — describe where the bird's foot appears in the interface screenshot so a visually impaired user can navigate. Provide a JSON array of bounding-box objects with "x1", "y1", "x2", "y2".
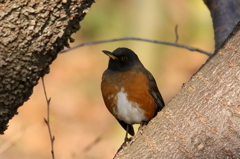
[
  {"x1": 116, "y1": 137, "x2": 132, "y2": 153},
  {"x1": 138, "y1": 121, "x2": 147, "y2": 135}
]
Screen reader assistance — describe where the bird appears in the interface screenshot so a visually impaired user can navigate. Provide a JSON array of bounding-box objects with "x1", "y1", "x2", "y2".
[{"x1": 101, "y1": 47, "x2": 165, "y2": 141}]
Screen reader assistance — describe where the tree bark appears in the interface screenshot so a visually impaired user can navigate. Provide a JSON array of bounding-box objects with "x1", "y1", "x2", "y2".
[
  {"x1": 0, "y1": 0, "x2": 94, "y2": 134},
  {"x1": 115, "y1": 21, "x2": 240, "y2": 159},
  {"x1": 204, "y1": 0, "x2": 240, "y2": 50}
]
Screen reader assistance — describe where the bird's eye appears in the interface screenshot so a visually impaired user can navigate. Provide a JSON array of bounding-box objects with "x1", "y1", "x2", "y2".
[{"x1": 122, "y1": 56, "x2": 128, "y2": 61}]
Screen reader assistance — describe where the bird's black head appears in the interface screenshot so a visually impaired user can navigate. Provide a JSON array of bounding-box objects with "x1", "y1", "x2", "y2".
[{"x1": 103, "y1": 47, "x2": 143, "y2": 72}]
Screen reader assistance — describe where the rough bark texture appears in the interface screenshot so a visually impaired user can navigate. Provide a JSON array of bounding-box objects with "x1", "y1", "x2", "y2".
[
  {"x1": 204, "y1": 0, "x2": 240, "y2": 50},
  {"x1": 115, "y1": 21, "x2": 240, "y2": 159},
  {"x1": 0, "y1": 0, "x2": 94, "y2": 134}
]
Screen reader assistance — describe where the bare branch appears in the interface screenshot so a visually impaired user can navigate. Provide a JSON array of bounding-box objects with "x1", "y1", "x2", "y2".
[
  {"x1": 175, "y1": 25, "x2": 179, "y2": 43},
  {"x1": 60, "y1": 36, "x2": 212, "y2": 56},
  {"x1": 41, "y1": 77, "x2": 55, "y2": 159},
  {"x1": 84, "y1": 135, "x2": 102, "y2": 152}
]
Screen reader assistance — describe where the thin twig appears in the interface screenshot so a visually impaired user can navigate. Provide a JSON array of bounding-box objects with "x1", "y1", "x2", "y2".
[
  {"x1": 41, "y1": 77, "x2": 55, "y2": 159},
  {"x1": 84, "y1": 135, "x2": 102, "y2": 152},
  {"x1": 59, "y1": 36, "x2": 212, "y2": 56},
  {"x1": 175, "y1": 25, "x2": 179, "y2": 43}
]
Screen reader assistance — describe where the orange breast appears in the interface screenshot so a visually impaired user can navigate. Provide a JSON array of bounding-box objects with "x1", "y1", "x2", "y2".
[{"x1": 101, "y1": 69, "x2": 157, "y2": 124}]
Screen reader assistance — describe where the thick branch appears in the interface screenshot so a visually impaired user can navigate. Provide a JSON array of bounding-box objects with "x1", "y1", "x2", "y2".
[
  {"x1": 0, "y1": 0, "x2": 94, "y2": 134},
  {"x1": 204, "y1": 0, "x2": 240, "y2": 50},
  {"x1": 115, "y1": 21, "x2": 240, "y2": 159}
]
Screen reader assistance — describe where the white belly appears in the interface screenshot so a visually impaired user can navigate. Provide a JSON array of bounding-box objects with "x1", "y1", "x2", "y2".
[{"x1": 113, "y1": 87, "x2": 147, "y2": 124}]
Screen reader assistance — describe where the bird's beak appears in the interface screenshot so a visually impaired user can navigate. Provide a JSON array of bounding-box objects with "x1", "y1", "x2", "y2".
[{"x1": 102, "y1": 50, "x2": 118, "y2": 60}]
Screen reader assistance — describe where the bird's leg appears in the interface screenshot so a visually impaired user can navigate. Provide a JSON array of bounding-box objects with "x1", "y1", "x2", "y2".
[
  {"x1": 117, "y1": 125, "x2": 130, "y2": 152},
  {"x1": 129, "y1": 122, "x2": 148, "y2": 145},
  {"x1": 124, "y1": 124, "x2": 129, "y2": 142}
]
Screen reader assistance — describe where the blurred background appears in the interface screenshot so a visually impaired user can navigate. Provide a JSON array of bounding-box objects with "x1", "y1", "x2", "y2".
[{"x1": 0, "y1": 0, "x2": 214, "y2": 159}]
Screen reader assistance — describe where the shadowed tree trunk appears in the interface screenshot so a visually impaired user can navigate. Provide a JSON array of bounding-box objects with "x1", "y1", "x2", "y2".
[
  {"x1": 0, "y1": 0, "x2": 94, "y2": 134},
  {"x1": 204, "y1": 0, "x2": 240, "y2": 49}
]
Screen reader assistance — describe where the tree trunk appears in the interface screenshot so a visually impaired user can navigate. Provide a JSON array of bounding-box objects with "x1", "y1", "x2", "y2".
[
  {"x1": 0, "y1": 0, "x2": 94, "y2": 134},
  {"x1": 114, "y1": 21, "x2": 240, "y2": 159},
  {"x1": 204, "y1": 0, "x2": 240, "y2": 50}
]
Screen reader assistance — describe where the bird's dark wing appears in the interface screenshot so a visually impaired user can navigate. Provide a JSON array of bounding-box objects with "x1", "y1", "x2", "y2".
[
  {"x1": 117, "y1": 120, "x2": 135, "y2": 136},
  {"x1": 144, "y1": 69, "x2": 165, "y2": 114}
]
